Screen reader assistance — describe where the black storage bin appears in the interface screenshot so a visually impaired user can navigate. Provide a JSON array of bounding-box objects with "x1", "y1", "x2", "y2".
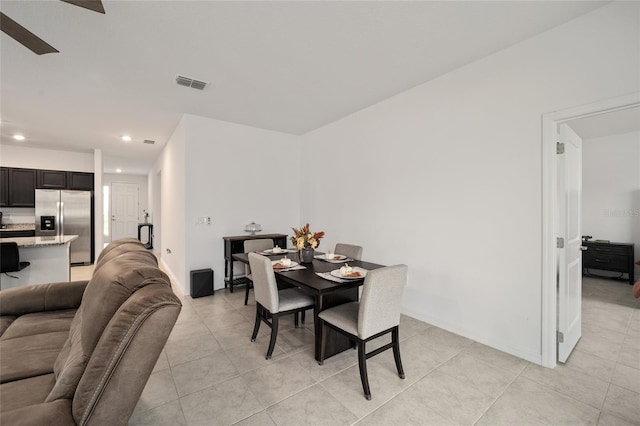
[{"x1": 191, "y1": 268, "x2": 214, "y2": 298}]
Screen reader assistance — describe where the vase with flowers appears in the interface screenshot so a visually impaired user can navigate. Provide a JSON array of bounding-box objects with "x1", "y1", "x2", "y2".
[{"x1": 291, "y1": 223, "x2": 325, "y2": 263}]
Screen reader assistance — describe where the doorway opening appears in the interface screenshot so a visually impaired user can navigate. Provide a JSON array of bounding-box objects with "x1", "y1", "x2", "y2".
[{"x1": 542, "y1": 93, "x2": 640, "y2": 367}]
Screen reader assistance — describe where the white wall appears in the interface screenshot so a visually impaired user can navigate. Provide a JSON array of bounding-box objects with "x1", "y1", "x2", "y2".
[
  {"x1": 152, "y1": 118, "x2": 187, "y2": 289},
  {"x1": 0, "y1": 144, "x2": 94, "y2": 172},
  {"x1": 153, "y1": 114, "x2": 301, "y2": 294},
  {"x1": 102, "y1": 173, "x2": 149, "y2": 242},
  {"x1": 148, "y1": 169, "x2": 162, "y2": 255},
  {"x1": 300, "y1": 1, "x2": 640, "y2": 364},
  {"x1": 182, "y1": 115, "x2": 301, "y2": 294},
  {"x1": 582, "y1": 131, "x2": 640, "y2": 277},
  {"x1": 94, "y1": 149, "x2": 104, "y2": 259}
]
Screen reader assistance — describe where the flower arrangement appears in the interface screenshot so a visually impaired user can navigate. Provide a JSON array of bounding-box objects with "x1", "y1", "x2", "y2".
[{"x1": 291, "y1": 223, "x2": 325, "y2": 250}]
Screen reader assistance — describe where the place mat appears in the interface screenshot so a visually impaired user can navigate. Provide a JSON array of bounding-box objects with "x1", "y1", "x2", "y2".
[
  {"x1": 315, "y1": 271, "x2": 349, "y2": 283},
  {"x1": 274, "y1": 265, "x2": 306, "y2": 272}
]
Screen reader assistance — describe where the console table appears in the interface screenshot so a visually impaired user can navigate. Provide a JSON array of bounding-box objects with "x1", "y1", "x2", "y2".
[
  {"x1": 582, "y1": 241, "x2": 635, "y2": 284},
  {"x1": 223, "y1": 233, "x2": 288, "y2": 292},
  {"x1": 137, "y1": 223, "x2": 153, "y2": 249}
]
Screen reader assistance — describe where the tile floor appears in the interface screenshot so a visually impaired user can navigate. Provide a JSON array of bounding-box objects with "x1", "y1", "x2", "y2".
[{"x1": 69, "y1": 266, "x2": 640, "y2": 426}]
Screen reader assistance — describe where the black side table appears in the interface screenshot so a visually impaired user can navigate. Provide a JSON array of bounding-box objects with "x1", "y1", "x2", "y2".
[{"x1": 137, "y1": 223, "x2": 153, "y2": 249}]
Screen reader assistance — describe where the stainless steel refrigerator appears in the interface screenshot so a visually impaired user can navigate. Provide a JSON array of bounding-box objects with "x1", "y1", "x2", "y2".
[{"x1": 35, "y1": 189, "x2": 93, "y2": 265}]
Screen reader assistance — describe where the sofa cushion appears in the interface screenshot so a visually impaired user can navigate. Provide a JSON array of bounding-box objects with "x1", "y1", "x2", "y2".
[
  {"x1": 0, "y1": 399, "x2": 74, "y2": 426},
  {"x1": 0, "y1": 373, "x2": 56, "y2": 413},
  {"x1": 0, "y1": 331, "x2": 69, "y2": 383},
  {"x1": 1, "y1": 309, "x2": 76, "y2": 341},
  {"x1": 0, "y1": 316, "x2": 17, "y2": 337},
  {"x1": 46, "y1": 248, "x2": 171, "y2": 402}
]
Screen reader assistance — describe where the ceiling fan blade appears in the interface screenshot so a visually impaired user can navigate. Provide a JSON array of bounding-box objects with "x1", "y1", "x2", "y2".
[
  {"x1": 0, "y1": 12, "x2": 59, "y2": 55},
  {"x1": 60, "y1": 0, "x2": 105, "y2": 14}
]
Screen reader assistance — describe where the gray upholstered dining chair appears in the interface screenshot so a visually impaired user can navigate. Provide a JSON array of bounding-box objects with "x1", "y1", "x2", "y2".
[
  {"x1": 334, "y1": 243, "x2": 363, "y2": 260},
  {"x1": 318, "y1": 264, "x2": 408, "y2": 400},
  {"x1": 243, "y1": 239, "x2": 274, "y2": 305},
  {"x1": 248, "y1": 252, "x2": 315, "y2": 359}
]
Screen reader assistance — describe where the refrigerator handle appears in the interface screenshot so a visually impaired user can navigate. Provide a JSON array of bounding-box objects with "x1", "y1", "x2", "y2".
[{"x1": 59, "y1": 201, "x2": 64, "y2": 237}]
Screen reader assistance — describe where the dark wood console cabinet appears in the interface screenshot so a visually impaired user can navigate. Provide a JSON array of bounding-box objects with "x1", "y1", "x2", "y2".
[
  {"x1": 223, "y1": 233, "x2": 288, "y2": 292},
  {"x1": 582, "y1": 241, "x2": 635, "y2": 284}
]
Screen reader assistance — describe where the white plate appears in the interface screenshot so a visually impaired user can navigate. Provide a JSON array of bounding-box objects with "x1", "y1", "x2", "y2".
[
  {"x1": 272, "y1": 260, "x2": 298, "y2": 269},
  {"x1": 330, "y1": 267, "x2": 367, "y2": 280},
  {"x1": 261, "y1": 248, "x2": 288, "y2": 255},
  {"x1": 322, "y1": 254, "x2": 347, "y2": 261}
]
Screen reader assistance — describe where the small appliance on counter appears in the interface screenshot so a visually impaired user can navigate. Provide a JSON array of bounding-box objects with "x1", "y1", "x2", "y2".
[{"x1": 0, "y1": 212, "x2": 5, "y2": 229}]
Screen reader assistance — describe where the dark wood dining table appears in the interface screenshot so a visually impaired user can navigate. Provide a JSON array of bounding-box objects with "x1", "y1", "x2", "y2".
[{"x1": 232, "y1": 250, "x2": 385, "y2": 361}]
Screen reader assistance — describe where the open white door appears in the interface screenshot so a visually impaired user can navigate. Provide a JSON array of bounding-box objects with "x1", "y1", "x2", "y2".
[{"x1": 557, "y1": 123, "x2": 583, "y2": 363}]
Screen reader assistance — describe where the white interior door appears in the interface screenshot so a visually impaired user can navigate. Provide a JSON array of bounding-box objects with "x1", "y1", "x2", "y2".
[
  {"x1": 557, "y1": 123, "x2": 583, "y2": 363},
  {"x1": 111, "y1": 182, "x2": 139, "y2": 241}
]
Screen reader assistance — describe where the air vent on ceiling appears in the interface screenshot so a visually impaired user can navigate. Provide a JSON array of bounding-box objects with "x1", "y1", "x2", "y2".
[
  {"x1": 143, "y1": 139, "x2": 155, "y2": 145},
  {"x1": 175, "y1": 75, "x2": 208, "y2": 90}
]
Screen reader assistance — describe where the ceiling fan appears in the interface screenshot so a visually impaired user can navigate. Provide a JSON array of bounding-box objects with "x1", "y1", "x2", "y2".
[{"x1": 0, "y1": 0, "x2": 105, "y2": 55}]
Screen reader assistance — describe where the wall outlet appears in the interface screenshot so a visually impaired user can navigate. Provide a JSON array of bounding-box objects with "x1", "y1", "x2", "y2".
[{"x1": 195, "y1": 216, "x2": 212, "y2": 225}]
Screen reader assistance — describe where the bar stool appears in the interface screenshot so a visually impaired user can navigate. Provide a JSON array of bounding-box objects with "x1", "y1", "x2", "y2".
[{"x1": 1, "y1": 242, "x2": 30, "y2": 278}]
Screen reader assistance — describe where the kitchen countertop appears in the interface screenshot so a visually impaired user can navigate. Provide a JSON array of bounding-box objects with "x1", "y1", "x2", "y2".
[
  {"x1": 0, "y1": 235, "x2": 78, "y2": 247},
  {"x1": 0, "y1": 223, "x2": 36, "y2": 232}
]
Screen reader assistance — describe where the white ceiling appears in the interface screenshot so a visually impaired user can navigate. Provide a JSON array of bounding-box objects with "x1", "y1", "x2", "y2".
[{"x1": 0, "y1": 0, "x2": 609, "y2": 174}]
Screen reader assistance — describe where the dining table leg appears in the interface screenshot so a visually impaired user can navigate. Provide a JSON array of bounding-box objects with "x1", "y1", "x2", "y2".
[
  {"x1": 314, "y1": 294, "x2": 324, "y2": 361},
  {"x1": 313, "y1": 288, "x2": 359, "y2": 361}
]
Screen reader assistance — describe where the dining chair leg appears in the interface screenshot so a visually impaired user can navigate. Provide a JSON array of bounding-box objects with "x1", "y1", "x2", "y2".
[
  {"x1": 251, "y1": 304, "x2": 261, "y2": 342},
  {"x1": 357, "y1": 341, "x2": 371, "y2": 400},
  {"x1": 391, "y1": 326, "x2": 405, "y2": 379},
  {"x1": 244, "y1": 282, "x2": 251, "y2": 305},
  {"x1": 318, "y1": 319, "x2": 326, "y2": 365},
  {"x1": 266, "y1": 314, "x2": 279, "y2": 359}
]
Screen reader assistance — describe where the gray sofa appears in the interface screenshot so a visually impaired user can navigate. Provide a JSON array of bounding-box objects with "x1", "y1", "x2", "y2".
[{"x1": 0, "y1": 238, "x2": 182, "y2": 425}]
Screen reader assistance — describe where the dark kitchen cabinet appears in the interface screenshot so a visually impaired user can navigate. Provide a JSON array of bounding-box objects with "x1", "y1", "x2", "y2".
[
  {"x1": 0, "y1": 168, "x2": 8, "y2": 206},
  {"x1": 1, "y1": 167, "x2": 93, "y2": 208},
  {"x1": 37, "y1": 169, "x2": 67, "y2": 189},
  {"x1": 67, "y1": 172, "x2": 94, "y2": 191},
  {"x1": 0, "y1": 230, "x2": 35, "y2": 238},
  {"x1": 8, "y1": 168, "x2": 36, "y2": 207}
]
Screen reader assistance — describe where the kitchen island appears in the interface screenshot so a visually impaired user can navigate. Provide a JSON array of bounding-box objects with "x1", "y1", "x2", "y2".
[{"x1": 0, "y1": 235, "x2": 78, "y2": 290}]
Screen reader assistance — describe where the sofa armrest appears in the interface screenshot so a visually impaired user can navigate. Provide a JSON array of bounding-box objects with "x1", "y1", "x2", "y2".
[{"x1": 0, "y1": 281, "x2": 88, "y2": 316}]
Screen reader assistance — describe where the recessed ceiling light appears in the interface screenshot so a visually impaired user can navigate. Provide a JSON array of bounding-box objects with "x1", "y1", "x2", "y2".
[
  {"x1": 121, "y1": 135, "x2": 132, "y2": 142},
  {"x1": 116, "y1": 168, "x2": 122, "y2": 173},
  {"x1": 13, "y1": 134, "x2": 25, "y2": 141}
]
